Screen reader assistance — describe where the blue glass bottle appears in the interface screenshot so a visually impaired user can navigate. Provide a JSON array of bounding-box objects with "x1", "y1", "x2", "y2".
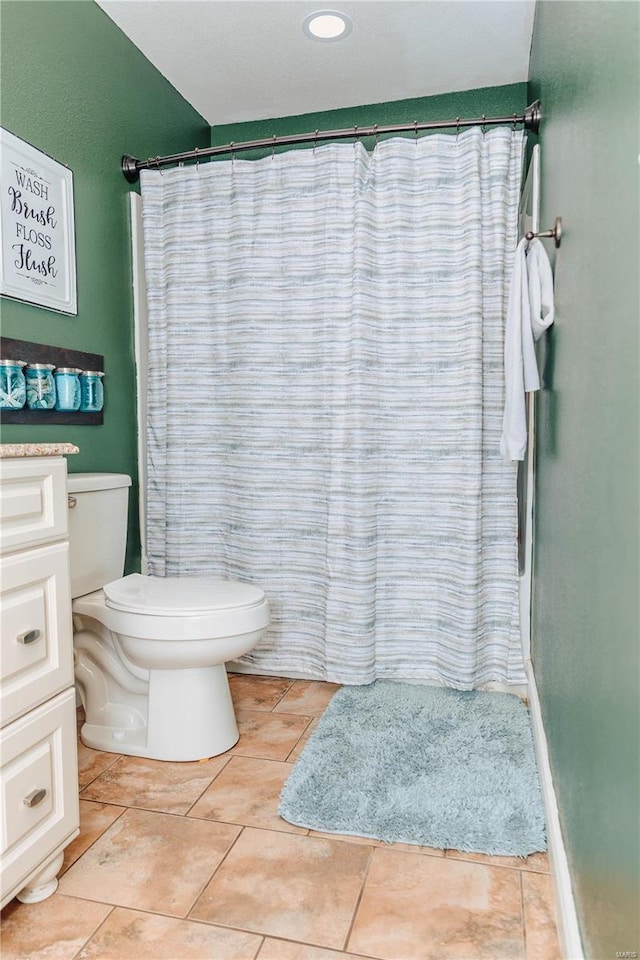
[
  {"x1": 0, "y1": 359, "x2": 27, "y2": 409},
  {"x1": 79, "y1": 370, "x2": 104, "y2": 413},
  {"x1": 25, "y1": 363, "x2": 56, "y2": 410},
  {"x1": 54, "y1": 367, "x2": 82, "y2": 411}
]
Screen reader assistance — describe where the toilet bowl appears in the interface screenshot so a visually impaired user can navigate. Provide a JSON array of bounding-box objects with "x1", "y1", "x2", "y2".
[{"x1": 68, "y1": 474, "x2": 270, "y2": 761}]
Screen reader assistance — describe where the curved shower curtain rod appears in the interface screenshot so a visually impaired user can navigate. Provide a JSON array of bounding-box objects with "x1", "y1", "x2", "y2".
[{"x1": 121, "y1": 100, "x2": 542, "y2": 183}]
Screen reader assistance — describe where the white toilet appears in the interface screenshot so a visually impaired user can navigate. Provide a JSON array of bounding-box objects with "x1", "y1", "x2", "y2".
[{"x1": 67, "y1": 473, "x2": 269, "y2": 761}]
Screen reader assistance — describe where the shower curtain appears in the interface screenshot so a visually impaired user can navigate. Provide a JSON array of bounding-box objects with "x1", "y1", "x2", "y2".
[{"x1": 140, "y1": 127, "x2": 526, "y2": 689}]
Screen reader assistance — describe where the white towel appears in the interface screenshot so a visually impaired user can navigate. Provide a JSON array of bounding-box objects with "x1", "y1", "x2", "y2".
[{"x1": 500, "y1": 237, "x2": 555, "y2": 461}]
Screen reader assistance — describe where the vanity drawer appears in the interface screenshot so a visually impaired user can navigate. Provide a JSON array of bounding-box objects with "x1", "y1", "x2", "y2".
[
  {"x1": 0, "y1": 688, "x2": 79, "y2": 904},
  {"x1": 0, "y1": 542, "x2": 73, "y2": 727},
  {"x1": 0, "y1": 458, "x2": 68, "y2": 555}
]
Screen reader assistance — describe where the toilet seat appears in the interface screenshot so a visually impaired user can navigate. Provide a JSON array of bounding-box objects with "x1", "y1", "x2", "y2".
[
  {"x1": 104, "y1": 573, "x2": 265, "y2": 616},
  {"x1": 74, "y1": 575, "x2": 270, "y2": 643}
]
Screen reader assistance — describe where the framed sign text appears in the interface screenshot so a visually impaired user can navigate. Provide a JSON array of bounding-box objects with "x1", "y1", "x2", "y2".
[{"x1": 0, "y1": 128, "x2": 77, "y2": 314}]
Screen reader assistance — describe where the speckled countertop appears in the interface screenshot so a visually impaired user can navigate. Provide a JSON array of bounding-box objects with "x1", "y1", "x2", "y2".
[{"x1": 0, "y1": 442, "x2": 80, "y2": 458}]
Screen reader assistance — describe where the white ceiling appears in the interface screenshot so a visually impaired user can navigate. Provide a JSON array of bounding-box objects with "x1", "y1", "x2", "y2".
[{"x1": 97, "y1": 0, "x2": 536, "y2": 126}]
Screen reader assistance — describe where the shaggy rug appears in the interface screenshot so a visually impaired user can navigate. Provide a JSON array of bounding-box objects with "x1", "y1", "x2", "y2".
[{"x1": 279, "y1": 680, "x2": 546, "y2": 856}]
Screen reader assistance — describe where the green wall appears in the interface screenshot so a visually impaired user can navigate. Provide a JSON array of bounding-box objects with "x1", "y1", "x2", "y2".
[
  {"x1": 0, "y1": 0, "x2": 209, "y2": 571},
  {"x1": 528, "y1": 3, "x2": 639, "y2": 956},
  {"x1": 211, "y1": 83, "x2": 527, "y2": 154}
]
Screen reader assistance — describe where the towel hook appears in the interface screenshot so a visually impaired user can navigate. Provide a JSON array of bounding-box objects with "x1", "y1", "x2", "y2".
[{"x1": 526, "y1": 216, "x2": 563, "y2": 249}]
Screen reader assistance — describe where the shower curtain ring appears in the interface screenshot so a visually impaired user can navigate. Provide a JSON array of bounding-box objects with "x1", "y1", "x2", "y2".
[
  {"x1": 414, "y1": 120, "x2": 418, "y2": 144},
  {"x1": 314, "y1": 130, "x2": 318, "y2": 155},
  {"x1": 272, "y1": 134, "x2": 277, "y2": 159},
  {"x1": 455, "y1": 117, "x2": 460, "y2": 142},
  {"x1": 512, "y1": 113, "x2": 518, "y2": 132},
  {"x1": 194, "y1": 147, "x2": 199, "y2": 172},
  {"x1": 230, "y1": 142, "x2": 235, "y2": 166},
  {"x1": 353, "y1": 125, "x2": 359, "y2": 150},
  {"x1": 373, "y1": 123, "x2": 379, "y2": 147},
  {"x1": 155, "y1": 156, "x2": 163, "y2": 175},
  {"x1": 481, "y1": 115, "x2": 487, "y2": 137}
]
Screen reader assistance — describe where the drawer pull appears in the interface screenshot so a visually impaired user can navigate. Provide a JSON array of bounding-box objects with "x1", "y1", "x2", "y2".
[
  {"x1": 23, "y1": 788, "x2": 47, "y2": 808},
  {"x1": 17, "y1": 629, "x2": 42, "y2": 645},
  {"x1": 68, "y1": 495, "x2": 77, "y2": 509}
]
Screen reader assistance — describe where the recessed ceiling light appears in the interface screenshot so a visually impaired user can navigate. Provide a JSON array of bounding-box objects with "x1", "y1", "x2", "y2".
[{"x1": 303, "y1": 10, "x2": 352, "y2": 42}]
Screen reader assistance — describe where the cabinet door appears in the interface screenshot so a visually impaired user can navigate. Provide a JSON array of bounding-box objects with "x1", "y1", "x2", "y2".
[
  {"x1": 0, "y1": 688, "x2": 79, "y2": 905},
  {"x1": 0, "y1": 458, "x2": 67, "y2": 555},
  {"x1": 1, "y1": 542, "x2": 73, "y2": 726}
]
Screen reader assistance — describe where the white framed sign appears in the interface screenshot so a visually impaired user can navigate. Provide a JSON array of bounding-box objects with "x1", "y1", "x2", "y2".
[{"x1": 0, "y1": 128, "x2": 77, "y2": 315}]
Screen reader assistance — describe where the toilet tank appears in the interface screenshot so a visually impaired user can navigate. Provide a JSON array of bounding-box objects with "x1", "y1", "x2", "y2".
[{"x1": 67, "y1": 473, "x2": 132, "y2": 599}]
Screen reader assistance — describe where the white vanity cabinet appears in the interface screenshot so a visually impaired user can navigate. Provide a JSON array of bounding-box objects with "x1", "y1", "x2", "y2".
[{"x1": 0, "y1": 455, "x2": 79, "y2": 907}]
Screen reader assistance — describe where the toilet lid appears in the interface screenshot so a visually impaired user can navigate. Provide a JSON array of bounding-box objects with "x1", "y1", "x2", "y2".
[{"x1": 104, "y1": 573, "x2": 265, "y2": 615}]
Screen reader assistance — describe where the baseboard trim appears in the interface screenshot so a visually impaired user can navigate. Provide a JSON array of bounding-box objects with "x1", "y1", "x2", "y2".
[{"x1": 525, "y1": 659, "x2": 584, "y2": 960}]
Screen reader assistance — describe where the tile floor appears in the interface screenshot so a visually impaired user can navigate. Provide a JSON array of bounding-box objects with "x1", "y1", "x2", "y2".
[{"x1": 1, "y1": 675, "x2": 562, "y2": 960}]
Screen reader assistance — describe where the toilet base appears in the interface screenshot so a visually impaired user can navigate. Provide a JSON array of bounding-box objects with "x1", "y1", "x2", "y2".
[{"x1": 80, "y1": 663, "x2": 240, "y2": 761}]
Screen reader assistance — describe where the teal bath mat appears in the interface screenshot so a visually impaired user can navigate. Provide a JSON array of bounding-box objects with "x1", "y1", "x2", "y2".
[{"x1": 279, "y1": 681, "x2": 546, "y2": 856}]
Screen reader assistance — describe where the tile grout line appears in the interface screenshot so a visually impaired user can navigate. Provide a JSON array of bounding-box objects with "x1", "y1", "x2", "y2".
[
  {"x1": 67, "y1": 902, "x2": 116, "y2": 960},
  {"x1": 60, "y1": 897, "x2": 266, "y2": 959},
  {"x1": 186, "y1": 915, "x2": 383, "y2": 959},
  {"x1": 253, "y1": 933, "x2": 381, "y2": 960},
  {"x1": 342, "y1": 842, "x2": 376, "y2": 954},
  {"x1": 444, "y1": 849, "x2": 550, "y2": 875},
  {"x1": 171, "y1": 822, "x2": 314, "y2": 848},
  {"x1": 185, "y1": 824, "x2": 247, "y2": 920},
  {"x1": 184, "y1": 750, "x2": 312, "y2": 825},
  {"x1": 521, "y1": 868, "x2": 529, "y2": 959},
  {"x1": 60, "y1": 799, "x2": 127, "y2": 876},
  {"x1": 184, "y1": 811, "x2": 310, "y2": 837},
  {"x1": 283, "y1": 714, "x2": 315, "y2": 761},
  {"x1": 182, "y1": 753, "x2": 234, "y2": 816},
  {"x1": 78, "y1": 752, "x2": 122, "y2": 791},
  {"x1": 228, "y1": 674, "x2": 295, "y2": 714},
  {"x1": 267, "y1": 677, "x2": 296, "y2": 711},
  {"x1": 73, "y1": 802, "x2": 234, "y2": 825},
  {"x1": 79, "y1": 797, "x2": 205, "y2": 817},
  {"x1": 63, "y1": 893, "x2": 273, "y2": 944}
]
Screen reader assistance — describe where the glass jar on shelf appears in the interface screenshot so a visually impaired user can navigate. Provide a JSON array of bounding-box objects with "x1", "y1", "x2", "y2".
[
  {"x1": 0, "y1": 359, "x2": 27, "y2": 409},
  {"x1": 54, "y1": 367, "x2": 82, "y2": 411},
  {"x1": 79, "y1": 370, "x2": 104, "y2": 413},
  {"x1": 25, "y1": 363, "x2": 56, "y2": 410}
]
